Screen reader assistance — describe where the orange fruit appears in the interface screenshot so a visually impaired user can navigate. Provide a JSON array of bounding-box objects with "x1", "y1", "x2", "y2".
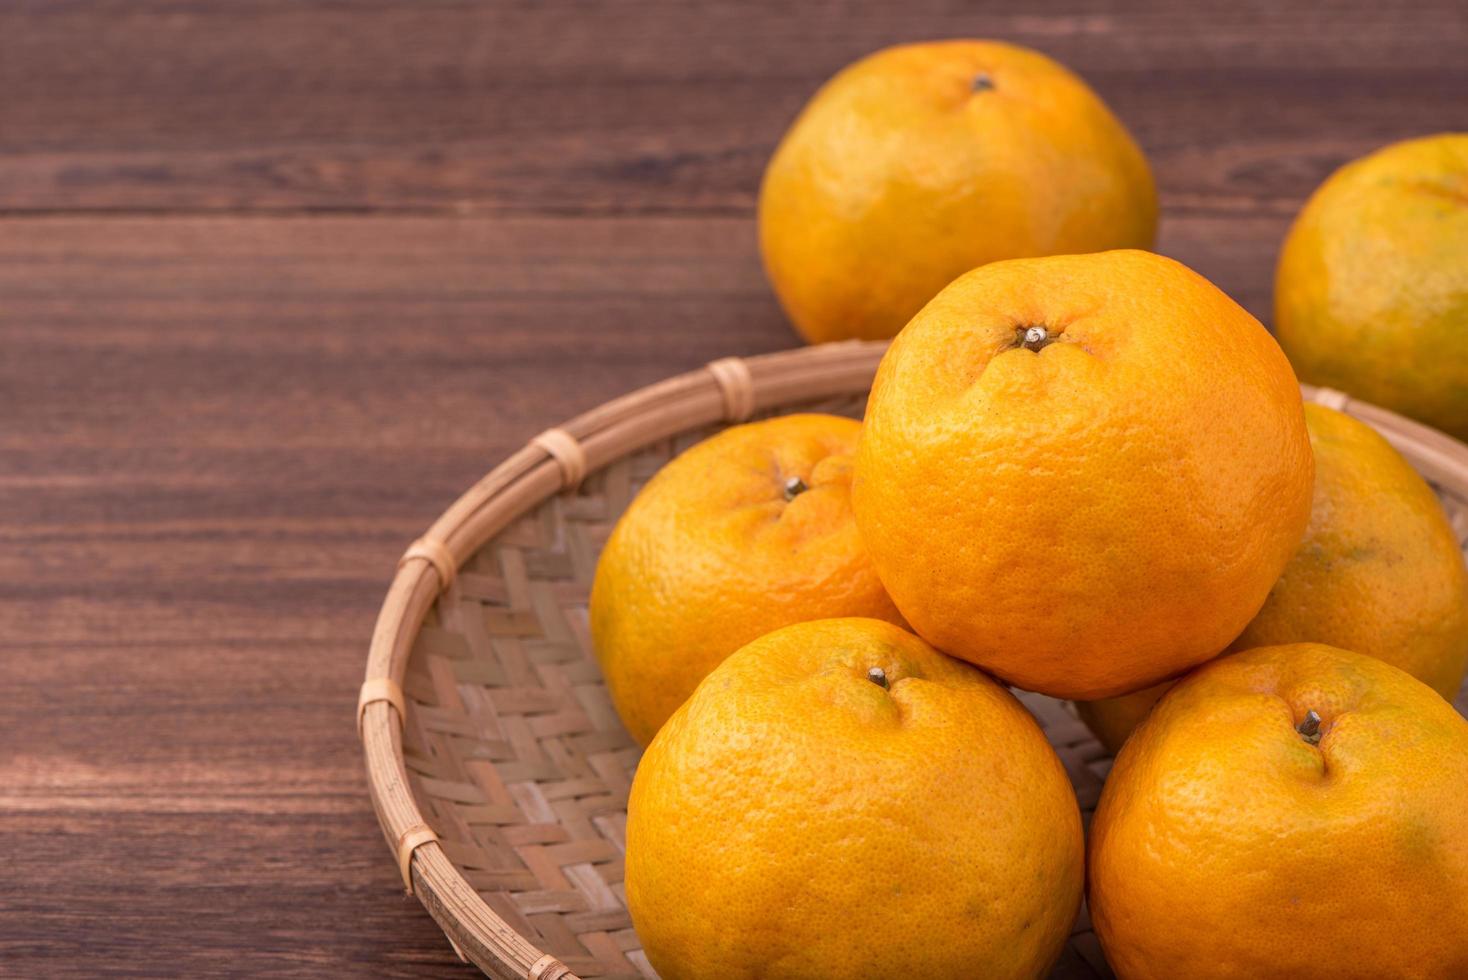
[
  {"x1": 1073, "y1": 682, "x2": 1160, "y2": 757},
  {"x1": 589, "y1": 413, "x2": 900, "y2": 745},
  {"x1": 1089, "y1": 643, "x2": 1468, "y2": 978},
  {"x1": 1078, "y1": 402, "x2": 1468, "y2": 753},
  {"x1": 626, "y1": 618, "x2": 1084, "y2": 979},
  {"x1": 852, "y1": 250, "x2": 1313, "y2": 700},
  {"x1": 759, "y1": 40, "x2": 1156, "y2": 344},
  {"x1": 1276, "y1": 133, "x2": 1468, "y2": 441}
]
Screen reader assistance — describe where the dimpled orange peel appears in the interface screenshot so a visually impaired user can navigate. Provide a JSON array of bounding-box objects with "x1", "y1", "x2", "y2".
[
  {"x1": 759, "y1": 39, "x2": 1157, "y2": 344},
  {"x1": 1276, "y1": 133, "x2": 1468, "y2": 440},
  {"x1": 589, "y1": 413, "x2": 901, "y2": 745},
  {"x1": 852, "y1": 249, "x2": 1314, "y2": 700},
  {"x1": 625, "y1": 618, "x2": 1084, "y2": 980},
  {"x1": 1089, "y1": 643, "x2": 1468, "y2": 978}
]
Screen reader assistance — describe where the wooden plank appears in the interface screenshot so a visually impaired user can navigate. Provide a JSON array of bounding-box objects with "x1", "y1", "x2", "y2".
[
  {"x1": 1, "y1": 1, "x2": 1465, "y2": 214},
  {"x1": 0, "y1": 214, "x2": 789, "y2": 975}
]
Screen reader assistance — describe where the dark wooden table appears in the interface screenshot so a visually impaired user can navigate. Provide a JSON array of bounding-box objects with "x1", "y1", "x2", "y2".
[{"x1": 3, "y1": 2, "x2": 1465, "y2": 975}]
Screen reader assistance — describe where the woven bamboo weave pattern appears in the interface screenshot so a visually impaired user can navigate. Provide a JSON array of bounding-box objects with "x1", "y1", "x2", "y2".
[{"x1": 368, "y1": 345, "x2": 1468, "y2": 980}]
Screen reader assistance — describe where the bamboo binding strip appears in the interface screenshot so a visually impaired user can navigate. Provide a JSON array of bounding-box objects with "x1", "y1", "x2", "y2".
[{"x1": 360, "y1": 340, "x2": 1468, "y2": 980}]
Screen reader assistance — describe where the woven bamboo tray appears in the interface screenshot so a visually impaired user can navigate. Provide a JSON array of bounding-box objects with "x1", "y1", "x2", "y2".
[{"x1": 359, "y1": 340, "x2": 1468, "y2": 980}]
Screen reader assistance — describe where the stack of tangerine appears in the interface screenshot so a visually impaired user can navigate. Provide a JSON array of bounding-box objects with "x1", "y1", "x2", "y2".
[{"x1": 589, "y1": 40, "x2": 1468, "y2": 980}]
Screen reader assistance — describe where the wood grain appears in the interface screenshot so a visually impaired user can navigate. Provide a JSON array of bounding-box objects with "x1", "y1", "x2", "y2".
[
  {"x1": 2, "y1": 1, "x2": 1466, "y2": 216},
  {"x1": 0, "y1": 215, "x2": 795, "y2": 977},
  {"x1": 1, "y1": 0, "x2": 1465, "y2": 974}
]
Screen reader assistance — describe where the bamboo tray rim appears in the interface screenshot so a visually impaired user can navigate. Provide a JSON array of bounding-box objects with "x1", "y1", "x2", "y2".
[{"x1": 359, "y1": 339, "x2": 1468, "y2": 980}]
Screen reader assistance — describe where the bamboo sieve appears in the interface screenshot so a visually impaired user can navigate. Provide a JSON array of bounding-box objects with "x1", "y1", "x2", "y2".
[{"x1": 359, "y1": 340, "x2": 1468, "y2": 980}]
